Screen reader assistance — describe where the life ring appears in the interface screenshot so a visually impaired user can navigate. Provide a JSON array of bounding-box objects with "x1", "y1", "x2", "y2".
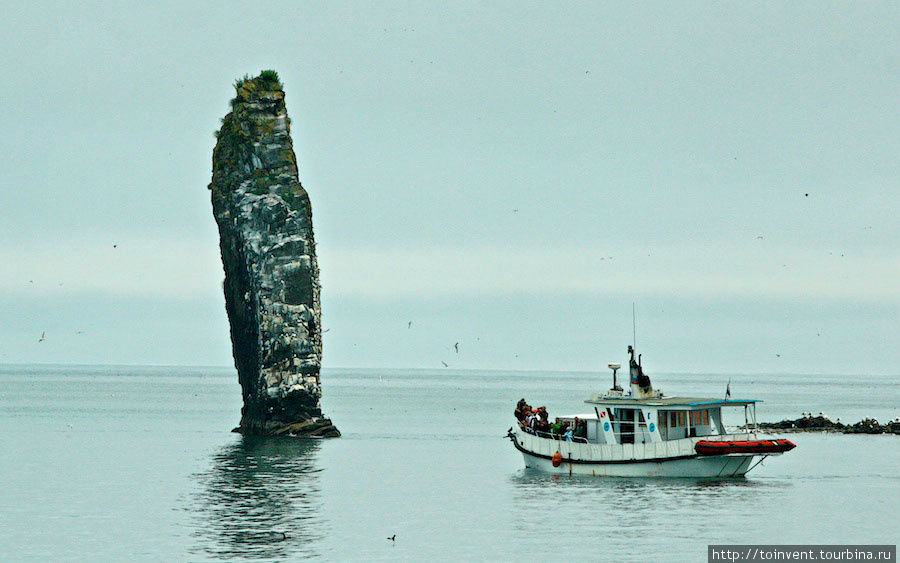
[{"x1": 551, "y1": 452, "x2": 562, "y2": 467}]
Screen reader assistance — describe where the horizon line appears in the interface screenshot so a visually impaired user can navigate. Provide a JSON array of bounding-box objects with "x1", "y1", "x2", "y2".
[{"x1": 0, "y1": 361, "x2": 895, "y2": 378}]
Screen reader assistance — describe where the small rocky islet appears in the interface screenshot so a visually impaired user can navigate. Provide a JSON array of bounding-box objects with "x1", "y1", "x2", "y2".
[
  {"x1": 751, "y1": 414, "x2": 899, "y2": 435},
  {"x1": 209, "y1": 70, "x2": 339, "y2": 437}
]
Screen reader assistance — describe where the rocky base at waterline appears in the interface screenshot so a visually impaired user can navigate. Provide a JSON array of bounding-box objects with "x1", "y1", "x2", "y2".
[
  {"x1": 210, "y1": 70, "x2": 339, "y2": 438},
  {"x1": 231, "y1": 417, "x2": 339, "y2": 437},
  {"x1": 747, "y1": 415, "x2": 900, "y2": 435}
]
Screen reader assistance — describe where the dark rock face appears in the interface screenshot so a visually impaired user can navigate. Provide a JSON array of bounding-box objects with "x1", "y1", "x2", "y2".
[
  {"x1": 756, "y1": 415, "x2": 844, "y2": 432},
  {"x1": 843, "y1": 418, "x2": 888, "y2": 435},
  {"x1": 209, "y1": 72, "x2": 339, "y2": 437}
]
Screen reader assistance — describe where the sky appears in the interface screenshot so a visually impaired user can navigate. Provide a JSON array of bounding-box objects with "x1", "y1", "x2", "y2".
[{"x1": 0, "y1": 2, "x2": 897, "y2": 374}]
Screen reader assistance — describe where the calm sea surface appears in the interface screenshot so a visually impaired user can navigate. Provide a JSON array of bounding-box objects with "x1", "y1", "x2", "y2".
[{"x1": 1, "y1": 365, "x2": 897, "y2": 561}]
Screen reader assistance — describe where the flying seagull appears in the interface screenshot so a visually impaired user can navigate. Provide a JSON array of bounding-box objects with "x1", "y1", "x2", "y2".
[
  {"x1": 38, "y1": 332, "x2": 45, "y2": 343},
  {"x1": 454, "y1": 342, "x2": 459, "y2": 354},
  {"x1": 387, "y1": 534, "x2": 396, "y2": 541},
  {"x1": 407, "y1": 321, "x2": 412, "y2": 329},
  {"x1": 441, "y1": 361, "x2": 448, "y2": 367}
]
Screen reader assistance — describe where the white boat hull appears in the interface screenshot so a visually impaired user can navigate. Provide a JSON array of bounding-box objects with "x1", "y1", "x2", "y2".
[
  {"x1": 520, "y1": 450, "x2": 755, "y2": 478},
  {"x1": 511, "y1": 428, "x2": 761, "y2": 477}
]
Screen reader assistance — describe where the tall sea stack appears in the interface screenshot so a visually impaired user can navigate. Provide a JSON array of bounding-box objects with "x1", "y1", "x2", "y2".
[{"x1": 209, "y1": 70, "x2": 339, "y2": 437}]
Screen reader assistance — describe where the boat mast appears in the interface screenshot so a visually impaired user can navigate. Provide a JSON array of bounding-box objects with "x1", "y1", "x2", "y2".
[{"x1": 632, "y1": 302, "x2": 636, "y2": 349}]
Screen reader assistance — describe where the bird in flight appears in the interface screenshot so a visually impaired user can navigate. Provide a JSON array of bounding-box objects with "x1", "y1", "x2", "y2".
[
  {"x1": 454, "y1": 342, "x2": 459, "y2": 354},
  {"x1": 113, "y1": 244, "x2": 118, "y2": 248},
  {"x1": 441, "y1": 361, "x2": 448, "y2": 367},
  {"x1": 407, "y1": 321, "x2": 412, "y2": 329},
  {"x1": 38, "y1": 332, "x2": 45, "y2": 343},
  {"x1": 387, "y1": 534, "x2": 396, "y2": 541}
]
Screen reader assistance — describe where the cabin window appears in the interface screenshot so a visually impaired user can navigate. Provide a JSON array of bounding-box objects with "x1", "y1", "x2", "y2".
[
  {"x1": 677, "y1": 412, "x2": 685, "y2": 426},
  {"x1": 688, "y1": 409, "x2": 710, "y2": 426},
  {"x1": 617, "y1": 409, "x2": 635, "y2": 444},
  {"x1": 689, "y1": 410, "x2": 710, "y2": 426}
]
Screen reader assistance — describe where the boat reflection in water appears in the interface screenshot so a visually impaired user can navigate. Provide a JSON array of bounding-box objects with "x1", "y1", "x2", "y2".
[
  {"x1": 509, "y1": 470, "x2": 786, "y2": 552},
  {"x1": 189, "y1": 436, "x2": 325, "y2": 560}
]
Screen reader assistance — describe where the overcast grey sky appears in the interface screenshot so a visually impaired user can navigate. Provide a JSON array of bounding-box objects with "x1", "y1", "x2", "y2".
[{"x1": 1, "y1": 2, "x2": 897, "y2": 374}]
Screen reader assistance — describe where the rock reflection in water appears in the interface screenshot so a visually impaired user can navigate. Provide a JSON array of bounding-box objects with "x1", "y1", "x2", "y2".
[{"x1": 190, "y1": 436, "x2": 325, "y2": 560}]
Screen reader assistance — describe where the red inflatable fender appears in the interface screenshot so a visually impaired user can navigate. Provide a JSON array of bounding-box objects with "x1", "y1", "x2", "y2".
[{"x1": 551, "y1": 452, "x2": 562, "y2": 467}]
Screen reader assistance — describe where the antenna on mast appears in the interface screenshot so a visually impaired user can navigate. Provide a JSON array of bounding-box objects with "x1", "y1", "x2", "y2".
[{"x1": 632, "y1": 302, "x2": 636, "y2": 349}]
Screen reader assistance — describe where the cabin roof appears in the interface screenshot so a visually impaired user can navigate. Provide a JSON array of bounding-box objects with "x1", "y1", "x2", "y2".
[{"x1": 584, "y1": 396, "x2": 759, "y2": 407}]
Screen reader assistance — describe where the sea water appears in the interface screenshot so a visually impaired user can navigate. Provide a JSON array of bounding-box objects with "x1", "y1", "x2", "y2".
[{"x1": 0, "y1": 365, "x2": 897, "y2": 561}]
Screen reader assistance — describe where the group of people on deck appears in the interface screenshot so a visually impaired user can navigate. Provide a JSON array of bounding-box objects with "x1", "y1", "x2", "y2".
[{"x1": 514, "y1": 399, "x2": 587, "y2": 442}]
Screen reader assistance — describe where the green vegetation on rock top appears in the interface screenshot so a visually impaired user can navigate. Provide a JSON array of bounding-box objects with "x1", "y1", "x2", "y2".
[
  {"x1": 232, "y1": 69, "x2": 282, "y2": 98},
  {"x1": 210, "y1": 69, "x2": 301, "y2": 207},
  {"x1": 259, "y1": 69, "x2": 280, "y2": 84}
]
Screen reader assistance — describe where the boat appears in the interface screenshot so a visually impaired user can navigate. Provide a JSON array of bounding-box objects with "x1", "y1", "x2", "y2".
[{"x1": 507, "y1": 345, "x2": 796, "y2": 477}]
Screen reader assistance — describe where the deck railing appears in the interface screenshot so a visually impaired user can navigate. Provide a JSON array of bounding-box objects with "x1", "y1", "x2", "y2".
[{"x1": 517, "y1": 422, "x2": 589, "y2": 443}]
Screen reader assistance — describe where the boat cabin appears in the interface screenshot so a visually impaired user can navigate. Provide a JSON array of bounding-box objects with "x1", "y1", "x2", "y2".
[
  {"x1": 555, "y1": 397, "x2": 759, "y2": 446},
  {"x1": 518, "y1": 347, "x2": 760, "y2": 446},
  {"x1": 548, "y1": 347, "x2": 761, "y2": 446}
]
